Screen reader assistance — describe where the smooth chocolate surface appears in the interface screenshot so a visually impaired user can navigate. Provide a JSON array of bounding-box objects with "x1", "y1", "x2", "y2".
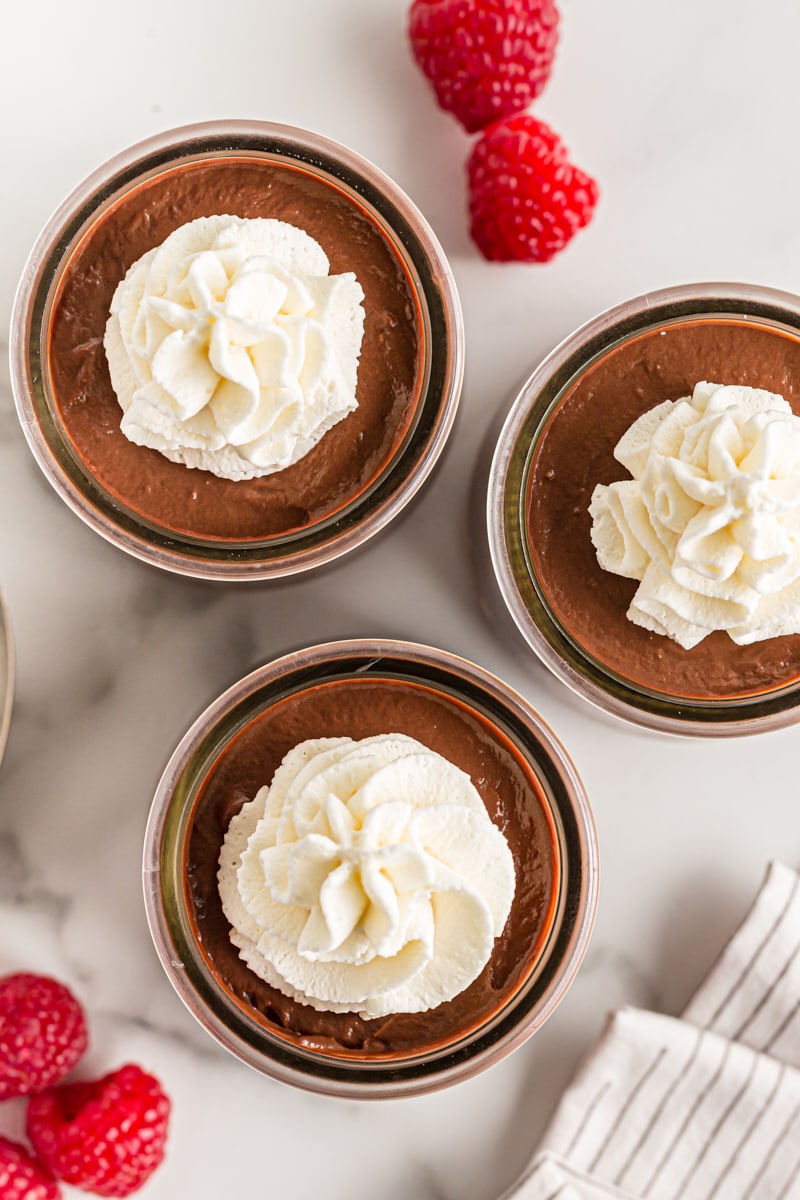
[
  {"x1": 526, "y1": 318, "x2": 800, "y2": 698},
  {"x1": 47, "y1": 157, "x2": 421, "y2": 541},
  {"x1": 185, "y1": 677, "x2": 559, "y2": 1059}
]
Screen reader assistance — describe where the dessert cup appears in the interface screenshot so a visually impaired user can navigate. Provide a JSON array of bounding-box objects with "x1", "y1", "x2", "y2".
[
  {"x1": 10, "y1": 121, "x2": 463, "y2": 580},
  {"x1": 143, "y1": 639, "x2": 598, "y2": 1098},
  {"x1": 488, "y1": 282, "x2": 800, "y2": 736}
]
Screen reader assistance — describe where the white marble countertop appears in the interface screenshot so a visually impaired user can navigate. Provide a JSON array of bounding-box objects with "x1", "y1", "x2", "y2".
[{"x1": 1, "y1": 1, "x2": 799, "y2": 1196}]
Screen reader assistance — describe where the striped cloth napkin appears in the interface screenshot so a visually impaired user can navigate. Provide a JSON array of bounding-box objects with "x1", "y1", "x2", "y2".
[{"x1": 505, "y1": 860, "x2": 800, "y2": 1200}]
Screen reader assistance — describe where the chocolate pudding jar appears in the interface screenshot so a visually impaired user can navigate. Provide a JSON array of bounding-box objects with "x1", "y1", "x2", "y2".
[
  {"x1": 10, "y1": 121, "x2": 463, "y2": 579},
  {"x1": 143, "y1": 640, "x2": 598, "y2": 1098},
  {"x1": 488, "y1": 283, "x2": 800, "y2": 736}
]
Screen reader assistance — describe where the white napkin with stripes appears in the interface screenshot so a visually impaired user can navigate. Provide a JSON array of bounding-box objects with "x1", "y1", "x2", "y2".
[{"x1": 506, "y1": 861, "x2": 800, "y2": 1200}]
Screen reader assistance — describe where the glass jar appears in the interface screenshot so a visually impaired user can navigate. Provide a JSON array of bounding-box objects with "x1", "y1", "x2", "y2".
[
  {"x1": 0, "y1": 592, "x2": 14, "y2": 765},
  {"x1": 10, "y1": 121, "x2": 463, "y2": 580},
  {"x1": 143, "y1": 639, "x2": 598, "y2": 1098},
  {"x1": 488, "y1": 282, "x2": 800, "y2": 735}
]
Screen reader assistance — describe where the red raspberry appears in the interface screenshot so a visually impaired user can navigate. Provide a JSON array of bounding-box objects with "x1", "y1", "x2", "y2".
[
  {"x1": 409, "y1": 0, "x2": 559, "y2": 133},
  {"x1": 467, "y1": 114, "x2": 599, "y2": 262},
  {"x1": 26, "y1": 1064, "x2": 171, "y2": 1197},
  {"x1": 0, "y1": 1136, "x2": 61, "y2": 1200},
  {"x1": 0, "y1": 973, "x2": 88, "y2": 1101}
]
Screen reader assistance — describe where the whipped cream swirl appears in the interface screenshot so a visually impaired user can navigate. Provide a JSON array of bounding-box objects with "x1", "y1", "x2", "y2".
[
  {"x1": 589, "y1": 381, "x2": 800, "y2": 647},
  {"x1": 218, "y1": 734, "x2": 516, "y2": 1017},
  {"x1": 103, "y1": 215, "x2": 365, "y2": 481}
]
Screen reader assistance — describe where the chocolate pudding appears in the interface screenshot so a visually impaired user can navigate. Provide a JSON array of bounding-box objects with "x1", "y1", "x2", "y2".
[
  {"x1": 185, "y1": 676, "x2": 560, "y2": 1059},
  {"x1": 46, "y1": 156, "x2": 421, "y2": 542},
  {"x1": 526, "y1": 317, "x2": 800, "y2": 700}
]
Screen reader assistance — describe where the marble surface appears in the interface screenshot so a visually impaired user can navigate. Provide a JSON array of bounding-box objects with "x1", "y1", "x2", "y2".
[{"x1": 1, "y1": 0, "x2": 800, "y2": 1196}]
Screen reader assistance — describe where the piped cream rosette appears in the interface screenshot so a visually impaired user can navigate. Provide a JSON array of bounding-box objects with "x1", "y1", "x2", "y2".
[
  {"x1": 104, "y1": 216, "x2": 365, "y2": 481},
  {"x1": 589, "y1": 382, "x2": 800, "y2": 648},
  {"x1": 218, "y1": 734, "x2": 516, "y2": 1018}
]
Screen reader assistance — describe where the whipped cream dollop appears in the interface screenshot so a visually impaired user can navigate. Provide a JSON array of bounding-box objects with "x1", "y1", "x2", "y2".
[
  {"x1": 589, "y1": 381, "x2": 800, "y2": 648},
  {"x1": 218, "y1": 734, "x2": 516, "y2": 1018},
  {"x1": 103, "y1": 215, "x2": 365, "y2": 481}
]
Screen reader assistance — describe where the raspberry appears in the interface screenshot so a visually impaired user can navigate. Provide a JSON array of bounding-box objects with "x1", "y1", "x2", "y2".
[
  {"x1": 467, "y1": 114, "x2": 599, "y2": 262},
  {"x1": 26, "y1": 1064, "x2": 171, "y2": 1197},
  {"x1": 409, "y1": 0, "x2": 559, "y2": 133},
  {"x1": 0, "y1": 1137, "x2": 61, "y2": 1200},
  {"x1": 0, "y1": 974, "x2": 88, "y2": 1101}
]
